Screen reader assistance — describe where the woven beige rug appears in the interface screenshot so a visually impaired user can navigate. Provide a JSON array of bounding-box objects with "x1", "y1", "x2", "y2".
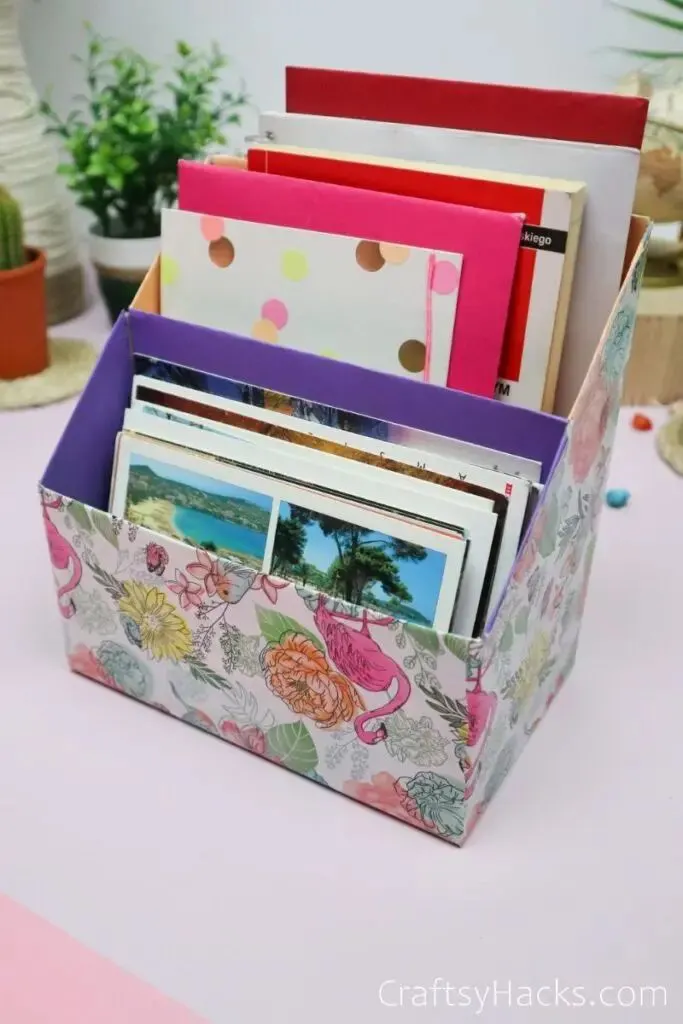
[{"x1": 0, "y1": 338, "x2": 97, "y2": 410}]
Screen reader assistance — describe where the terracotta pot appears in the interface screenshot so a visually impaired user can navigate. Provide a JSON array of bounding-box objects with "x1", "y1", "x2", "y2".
[{"x1": 0, "y1": 247, "x2": 48, "y2": 381}]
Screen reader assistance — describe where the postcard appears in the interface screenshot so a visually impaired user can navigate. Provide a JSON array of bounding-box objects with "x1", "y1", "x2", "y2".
[
  {"x1": 161, "y1": 207, "x2": 463, "y2": 386},
  {"x1": 111, "y1": 433, "x2": 468, "y2": 632},
  {"x1": 122, "y1": 405, "x2": 500, "y2": 637},
  {"x1": 129, "y1": 388, "x2": 528, "y2": 616},
  {"x1": 132, "y1": 355, "x2": 543, "y2": 483},
  {"x1": 129, "y1": 394, "x2": 503, "y2": 510},
  {"x1": 271, "y1": 499, "x2": 459, "y2": 628}
]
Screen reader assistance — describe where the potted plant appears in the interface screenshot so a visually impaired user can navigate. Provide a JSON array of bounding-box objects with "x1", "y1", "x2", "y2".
[
  {"x1": 41, "y1": 26, "x2": 247, "y2": 321},
  {"x1": 0, "y1": 186, "x2": 48, "y2": 381},
  {"x1": 0, "y1": 0, "x2": 84, "y2": 324}
]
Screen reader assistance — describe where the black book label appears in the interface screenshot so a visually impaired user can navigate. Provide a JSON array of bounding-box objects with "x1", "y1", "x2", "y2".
[{"x1": 520, "y1": 225, "x2": 568, "y2": 255}]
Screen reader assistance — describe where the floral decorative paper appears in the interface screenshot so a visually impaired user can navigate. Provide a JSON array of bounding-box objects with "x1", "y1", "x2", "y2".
[
  {"x1": 41, "y1": 228, "x2": 650, "y2": 845},
  {"x1": 460, "y1": 233, "x2": 650, "y2": 837},
  {"x1": 42, "y1": 489, "x2": 481, "y2": 843}
]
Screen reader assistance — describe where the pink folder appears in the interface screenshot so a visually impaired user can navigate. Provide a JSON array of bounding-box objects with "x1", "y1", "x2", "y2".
[{"x1": 177, "y1": 159, "x2": 523, "y2": 399}]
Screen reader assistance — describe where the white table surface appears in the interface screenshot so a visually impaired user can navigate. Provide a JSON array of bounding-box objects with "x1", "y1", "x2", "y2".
[{"x1": 1, "y1": 300, "x2": 681, "y2": 1022}]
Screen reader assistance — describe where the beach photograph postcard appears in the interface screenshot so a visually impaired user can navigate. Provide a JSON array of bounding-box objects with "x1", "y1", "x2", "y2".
[
  {"x1": 123, "y1": 451, "x2": 274, "y2": 570},
  {"x1": 111, "y1": 432, "x2": 469, "y2": 631},
  {"x1": 271, "y1": 500, "x2": 450, "y2": 628}
]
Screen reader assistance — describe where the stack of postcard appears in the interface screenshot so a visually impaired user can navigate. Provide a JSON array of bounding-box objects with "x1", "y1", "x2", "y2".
[{"x1": 110, "y1": 356, "x2": 542, "y2": 637}]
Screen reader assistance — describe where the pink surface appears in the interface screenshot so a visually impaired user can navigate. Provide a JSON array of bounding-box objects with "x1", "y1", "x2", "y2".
[
  {"x1": 177, "y1": 160, "x2": 523, "y2": 398},
  {"x1": 0, "y1": 895, "x2": 206, "y2": 1023}
]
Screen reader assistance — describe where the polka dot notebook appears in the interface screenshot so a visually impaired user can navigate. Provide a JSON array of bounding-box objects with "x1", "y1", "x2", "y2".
[
  {"x1": 176, "y1": 160, "x2": 524, "y2": 399},
  {"x1": 160, "y1": 208, "x2": 463, "y2": 387}
]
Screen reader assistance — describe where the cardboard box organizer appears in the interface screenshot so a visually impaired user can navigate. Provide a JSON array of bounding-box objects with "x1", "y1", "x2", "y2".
[{"x1": 40, "y1": 218, "x2": 650, "y2": 845}]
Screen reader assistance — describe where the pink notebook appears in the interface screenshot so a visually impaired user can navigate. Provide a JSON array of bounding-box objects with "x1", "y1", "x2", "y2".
[{"x1": 178, "y1": 159, "x2": 523, "y2": 398}]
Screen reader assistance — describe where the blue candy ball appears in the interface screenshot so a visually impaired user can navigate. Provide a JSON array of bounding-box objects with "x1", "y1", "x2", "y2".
[{"x1": 605, "y1": 488, "x2": 631, "y2": 509}]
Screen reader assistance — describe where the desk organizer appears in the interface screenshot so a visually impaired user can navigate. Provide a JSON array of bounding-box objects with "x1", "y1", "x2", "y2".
[{"x1": 40, "y1": 218, "x2": 650, "y2": 845}]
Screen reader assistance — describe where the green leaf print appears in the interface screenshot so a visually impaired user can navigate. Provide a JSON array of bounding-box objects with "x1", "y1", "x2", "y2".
[
  {"x1": 405, "y1": 622, "x2": 442, "y2": 655},
  {"x1": 500, "y1": 622, "x2": 514, "y2": 652},
  {"x1": 85, "y1": 558, "x2": 126, "y2": 601},
  {"x1": 185, "y1": 656, "x2": 232, "y2": 692},
  {"x1": 266, "y1": 721, "x2": 319, "y2": 774},
  {"x1": 68, "y1": 501, "x2": 93, "y2": 533},
  {"x1": 305, "y1": 769, "x2": 330, "y2": 787},
  {"x1": 443, "y1": 634, "x2": 469, "y2": 661},
  {"x1": 91, "y1": 509, "x2": 119, "y2": 548},
  {"x1": 514, "y1": 606, "x2": 530, "y2": 635},
  {"x1": 256, "y1": 606, "x2": 323, "y2": 651},
  {"x1": 538, "y1": 494, "x2": 560, "y2": 559},
  {"x1": 424, "y1": 690, "x2": 468, "y2": 738}
]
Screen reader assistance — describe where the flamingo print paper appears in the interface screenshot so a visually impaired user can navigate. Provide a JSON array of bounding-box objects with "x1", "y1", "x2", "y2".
[{"x1": 160, "y1": 208, "x2": 463, "y2": 385}]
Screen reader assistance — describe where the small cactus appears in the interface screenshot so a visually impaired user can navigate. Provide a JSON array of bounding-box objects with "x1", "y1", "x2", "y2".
[{"x1": 0, "y1": 186, "x2": 26, "y2": 272}]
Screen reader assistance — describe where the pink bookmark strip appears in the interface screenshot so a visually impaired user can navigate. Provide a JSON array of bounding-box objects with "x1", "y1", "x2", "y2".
[
  {"x1": 424, "y1": 252, "x2": 436, "y2": 383},
  {"x1": 0, "y1": 894, "x2": 207, "y2": 1023}
]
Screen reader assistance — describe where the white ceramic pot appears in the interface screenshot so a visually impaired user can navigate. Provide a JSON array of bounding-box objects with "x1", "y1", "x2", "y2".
[{"x1": 88, "y1": 228, "x2": 160, "y2": 322}]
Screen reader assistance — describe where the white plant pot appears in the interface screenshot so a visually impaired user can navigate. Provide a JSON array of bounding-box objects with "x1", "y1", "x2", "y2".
[{"x1": 88, "y1": 228, "x2": 160, "y2": 322}]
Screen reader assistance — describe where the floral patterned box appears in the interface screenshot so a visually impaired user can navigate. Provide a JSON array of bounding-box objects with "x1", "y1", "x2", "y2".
[{"x1": 40, "y1": 219, "x2": 649, "y2": 845}]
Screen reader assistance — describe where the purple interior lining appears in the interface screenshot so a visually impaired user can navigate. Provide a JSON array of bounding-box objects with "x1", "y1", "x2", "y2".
[
  {"x1": 41, "y1": 315, "x2": 133, "y2": 506},
  {"x1": 41, "y1": 309, "x2": 568, "y2": 508},
  {"x1": 130, "y1": 311, "x2": 567, "y2": 479},
  {"x1": 484, "y1": 433, "x2": 568, "y2": 636}
]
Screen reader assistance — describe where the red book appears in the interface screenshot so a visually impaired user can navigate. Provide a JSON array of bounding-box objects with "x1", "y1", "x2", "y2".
[
  {"x1": 285, "y1": 67, "x2": 649, "y2": 150},
  {"x1": 247, "y1": 146, "x2": 586, "y2": 411}
]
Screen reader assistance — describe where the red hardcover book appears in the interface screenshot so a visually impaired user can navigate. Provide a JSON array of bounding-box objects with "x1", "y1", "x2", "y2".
[
  {"x1": 285, "y1": 66, "x2": 649, "y2": 150},
  {"x1": 247, "y1": 146, "x2": 585, "y2": 410}
]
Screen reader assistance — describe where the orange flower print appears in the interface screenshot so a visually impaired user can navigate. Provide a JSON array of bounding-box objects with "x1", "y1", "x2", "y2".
[
  {"x1": 262, "y1": 633, "x2": 364, "y2": 729},
  {"x1": 186, "y1": 548, "x2": 252, "y2": 604}
]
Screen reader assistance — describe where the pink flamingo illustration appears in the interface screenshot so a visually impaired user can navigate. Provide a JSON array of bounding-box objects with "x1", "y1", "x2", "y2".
[
  {"x1": 42, "y1": 495, "x2": 82, "y2": 618},
  {"x1": 313, "y1": 595, "x2": 411, "y2": 745},
  {"x1": 463, "y1": 676, "x2": 498, "y2": 799}
]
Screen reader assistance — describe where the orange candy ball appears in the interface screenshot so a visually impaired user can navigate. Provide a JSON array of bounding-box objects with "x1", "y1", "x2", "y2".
[{"x1": 631, "y1": 413, "x2": 653, "y2": 432}]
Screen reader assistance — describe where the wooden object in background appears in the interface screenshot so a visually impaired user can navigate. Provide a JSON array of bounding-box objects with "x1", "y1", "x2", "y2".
[{"x1": 623, "y1": 284, "x2": 683, "y2": 405}]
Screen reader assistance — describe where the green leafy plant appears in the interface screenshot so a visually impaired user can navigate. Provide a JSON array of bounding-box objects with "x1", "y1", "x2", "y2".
[
  {"x1": 0, "y1": 186, "x2": 25, "y2": 271},
  {"x1": 41, "y1": 26, "x2": 247, "y2": 239},
  {"x1": 614, "y1": 0, "x2": 683, "y2": 59}
]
